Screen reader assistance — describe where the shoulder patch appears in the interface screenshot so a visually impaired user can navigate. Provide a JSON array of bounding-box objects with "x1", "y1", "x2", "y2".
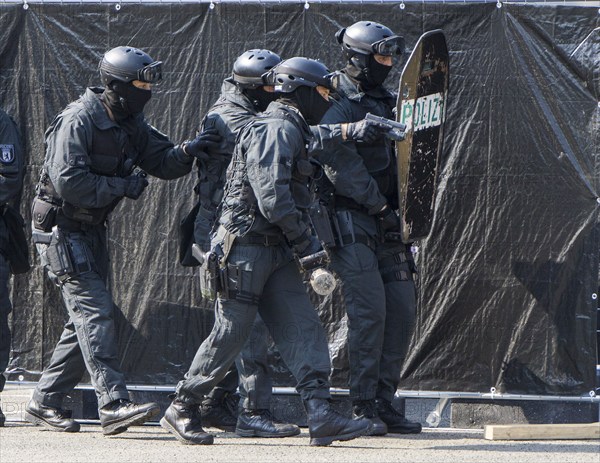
[{"x1": 0, "y1": 144, "x2": 15, "y2": 164}]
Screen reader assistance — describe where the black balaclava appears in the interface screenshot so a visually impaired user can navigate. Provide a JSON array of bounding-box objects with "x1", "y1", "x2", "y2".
[
  {"x1": 282, "y1": 86, "x2": 332, "y2": 125},
  {"x1": 243, "y1": 87, "x2": 278, "y2": 112},
  {"x1": 103, "y1": 81, "x2": 152, "y2": 120},
  {"x1": 345, "y1": 54, "x2": 392, "y2": 91}
]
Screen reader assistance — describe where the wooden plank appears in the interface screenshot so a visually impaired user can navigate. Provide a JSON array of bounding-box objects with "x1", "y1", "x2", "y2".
[{"x1": 484, "y1": 422, "x2": 600, "y2": 440}]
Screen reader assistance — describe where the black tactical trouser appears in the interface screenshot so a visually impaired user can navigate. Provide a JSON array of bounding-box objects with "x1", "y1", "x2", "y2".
[
  {"x1": 33, "y1": 225, "x2": 129, "y2": 409},
  {"x1": 329, "y1": 212, "x2": 386, "y2": 401},
  {"x1": 177, "y1": 242, "x2": 331, "y2": 404},
  {"x1": 329, "y1": 210, "x2": 416, "y2": 402},
  {"x1": 195, "y1": 207, "x2": 274, "y2": 410},
  {"x1": 0, "y1": 254, "x2": 11, "y2": 392},
  {"x1": 376, "y1": 242, "x2": 417, "y2": 403},
  {"x1": 204, "y1": 310, "x2": 273, "y2": 410}
]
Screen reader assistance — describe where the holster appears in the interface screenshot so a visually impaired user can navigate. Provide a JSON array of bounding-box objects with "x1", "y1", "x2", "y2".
[
  {"x1": 198, "y1": 243, "x2": 225, "y2": 302},
  {"x1": 333, "y1": 210, "x2": 355, "y2": 247},
  {"x1": 44, "y1": 226, "x2": 74, "y2": 281},
  {"x1": 308, "y1": 203, "x2": 336, "y2": 248}
]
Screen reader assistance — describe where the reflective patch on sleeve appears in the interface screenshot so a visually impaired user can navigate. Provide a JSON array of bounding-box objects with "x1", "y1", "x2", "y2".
[{"x1": 0, "y1": 144, "x2": 15, "y2": 164}]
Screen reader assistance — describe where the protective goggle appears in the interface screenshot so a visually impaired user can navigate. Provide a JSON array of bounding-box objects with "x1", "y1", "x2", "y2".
[
  {"x1": 137, "y1": 61, "x2": 163, "y2": 84},
  {"x1": 371, "y1": 36, "x2": 405, "y2": 56}
]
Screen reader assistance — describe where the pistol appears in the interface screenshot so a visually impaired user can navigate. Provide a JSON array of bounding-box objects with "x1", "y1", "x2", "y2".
[{"x1": 365, "y1": 113, "x2": 407, "y2": 141}]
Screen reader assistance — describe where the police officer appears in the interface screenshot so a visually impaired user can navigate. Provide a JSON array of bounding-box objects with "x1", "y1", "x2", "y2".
[
  {"x1": 0, "y1": 107, "x2": 25, "y2": 426},
  {"x1": 26, "y1": 46, "x2": 217, "y2": 436},
  {"x1": 317, "y1": 21, "x2": 422, "y2": 435},
  {"x1": 192, "y1": 49, "x2": 299, "y2": 437},
  {"x1": 161, "y1": 57, "x2": 371, "y2": 446}
]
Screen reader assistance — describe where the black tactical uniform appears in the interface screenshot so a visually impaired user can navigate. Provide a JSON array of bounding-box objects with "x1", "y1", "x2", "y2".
[
  {"x1": 0, "y1": 108, "x2": 25, "y2": 426},
  {"x1": 194, "y1": 76, "x2": 274, "y2": 428},
  {"x1": 192, "y1": 62, "x2": 298, "y2": 434},
  {"x1": 161, "y1": 57, "x2": 371, "y2": 447},
  {"x1": 317, "y1": 21, "x2": 422, "y2": 435},
  {"x1": 26, "y1": 47, "x2": 203, "y2": 436}
]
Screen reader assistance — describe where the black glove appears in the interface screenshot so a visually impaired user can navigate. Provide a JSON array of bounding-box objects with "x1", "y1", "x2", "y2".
[
  {"x1": 124, "y1": 174, "x2": 149, "y2": 200},
  {"x1": 292, "y1": 233, "x2": 322, "y2": 258},
  {"x1": 345, "y1": 119, "x2": 390, "y2": 144},
  {"x1": 183, "y1": 128, "x2": 221, "y2": 160},
  {"x1": 376, "y1": 204, "x2": 400, "y2": 232}
]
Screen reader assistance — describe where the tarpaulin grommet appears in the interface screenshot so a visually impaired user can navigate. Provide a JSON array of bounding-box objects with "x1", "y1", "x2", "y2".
[
  {"x1": 115, "y1": 3, "x2": 122, "y2": 11},
  {"x1": 209, "y1": 1, "x2": 215, "y2": 10},
  {"x1": 304, "y1": 1, "x2": 310, "y2": 10},
  {"x1": 22, "y1": 0, "x2": 29, "y2": 10},
  {"x1": 592, "y1": 293, "x2": 598, "y2": 300},
  {"x1": 496, "y1": 1, "x2": 502, "y2": 8},
  {"x1": 400, "y1": 2, "x2": 406, "y2": 10},
  {"x1": 490, "y1": 387, "x2": 497, "y2": 399}
]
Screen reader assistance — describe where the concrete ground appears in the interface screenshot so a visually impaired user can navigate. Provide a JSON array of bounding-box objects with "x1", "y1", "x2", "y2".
[
  {"x1": 1, "y1": 386, "x2": 599, "y2": 463},
  {"x1": 2, "y1": 422, "x2": 599, "y2": 463}
]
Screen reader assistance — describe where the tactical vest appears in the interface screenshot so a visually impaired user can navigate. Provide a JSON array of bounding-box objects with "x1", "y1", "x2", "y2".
[
  {"x1": 32, "y1": 116, "x2": 141, "y2": 231},
  {"x1": 219, "y1": 108, "x2": 312, "y2": 237}
]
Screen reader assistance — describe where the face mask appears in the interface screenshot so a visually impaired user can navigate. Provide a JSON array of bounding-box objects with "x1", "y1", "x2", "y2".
[
  {"x1": 344, "y1": 54, "x2": 392, "y2": 90},
  {"x1": 364, "y1": 55, "x2": 392, "y2": 88},
  {"x1": 104, "y1": 81, "x2": 152, "y2": 118},
  {"x1": 244, "y1": 87, "x2": 277, "y2": 112},
  {"x1": 295, "y1": 86, "x2": 333, "y2": 125}
]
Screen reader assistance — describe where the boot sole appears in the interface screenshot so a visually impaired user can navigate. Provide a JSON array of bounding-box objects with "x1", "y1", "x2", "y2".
[
  {"x1": 202, "y1": 421, "x2": 236, "y2": 432},
  {"x1": 159, "y1": 417, "x2": 214, "y2": 445},
  {"x1": 235, "y1": 427, "x2": 301, "y2": 438},
  {"x1": 387, "y1": 427, "x2": 422, "y2": 434},
  {"x1": 24, "y1": 411, "x2": 80, "y2": 433},
  {"x1": 102, "y1": 406, "x2": 160, "y2": 436},
  {"x1": 309, "y1": 425, "x2": 369, "y2": 447}
]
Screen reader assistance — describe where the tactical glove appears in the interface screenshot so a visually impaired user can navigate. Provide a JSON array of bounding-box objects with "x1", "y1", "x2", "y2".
[
  {"x1": 124, "y1": 174, "x2": 149, "y2": 200},
  {"x1": 183, "y1": 129, "x2": 221, "y2": 161},
  {"x1": 376, "y1": 204, "x2": 400, "y2": 232},
  {"x1": 344, "y1": 119, "x2": 390, "y2": 144}
]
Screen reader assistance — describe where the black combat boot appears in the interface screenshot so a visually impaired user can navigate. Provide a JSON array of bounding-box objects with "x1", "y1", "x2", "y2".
[
  {"x1": 304, "y1": 398, "x2": 371, "y2": 446},
  {"x1": 0, "y1": 403, "x2": 5, "y2": 427},
  {"x1": 25, "y1": 399, "x2": 80, "y2": 432},
  {"x1": 160, "y1": 398, "x2": 214, "y2": 445},
  {"x1": 352, "y1": 399, "x2": 388, "y2": 436},
  {"x1": 199, "y1": 390, "x2": 238, "y2": 432},
  {"x1": 236, "y1": 409, "x2": 301, "y2": 438},
  {"x1": 375, "y1": 398, "x2": 422, "y2": 434},
  {"x1": 99, "y1": 399, "x2": 160, "y2": 436}
]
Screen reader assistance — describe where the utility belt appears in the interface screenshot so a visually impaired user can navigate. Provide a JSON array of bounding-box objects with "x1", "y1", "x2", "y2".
[
  {"x1": 310, "y1": 202, "x2": 379, "y2": 251},
  {"x1": 32, "y1": 196, "x2": 108, "y2": 233},
  {"x1": 234, "y1": 233, "x2": 283, "y2": 247},
  {"x1": 196, "y1": 226, "x2": 273, "y2": 305}
]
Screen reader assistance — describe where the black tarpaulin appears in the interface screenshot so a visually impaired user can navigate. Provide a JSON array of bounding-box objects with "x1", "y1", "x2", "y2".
[{"x1": 1, "y1": 2, "x2": 598, "y2": 395}]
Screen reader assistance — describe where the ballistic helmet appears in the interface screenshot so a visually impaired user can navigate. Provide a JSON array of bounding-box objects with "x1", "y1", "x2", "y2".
[
  {"x1": 263, "y1": 57, "x2": 332, "y2": 93},
  {"x1": 336, "y1": 21, "x2": 405, "y2": 61},
  {"x1": 99, "y1": 46, "x2": 162, "y2": 86},
  {"x1": 232, "y1": 49, "x2": 282, "y2": 88}
]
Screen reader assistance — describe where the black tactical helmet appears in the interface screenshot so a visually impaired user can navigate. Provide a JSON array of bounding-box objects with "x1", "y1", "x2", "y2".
[
  {"x1": 232, "y1": 49, "x2": 282, "y2": 88},
  {"x1": 263, "y1": 57, "x2": 333, "y2": 93},
  {"x1": 336, "y1": 21, "x2": 405, "y2": 61},
  {"x1": 99, "y1": 46, "x2": 162, "y2": 86}
]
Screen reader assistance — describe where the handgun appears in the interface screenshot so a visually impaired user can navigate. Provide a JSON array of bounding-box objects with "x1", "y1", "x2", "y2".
[{"x1": 365, "y1": 113, "x2": 407, "y2": 141}]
